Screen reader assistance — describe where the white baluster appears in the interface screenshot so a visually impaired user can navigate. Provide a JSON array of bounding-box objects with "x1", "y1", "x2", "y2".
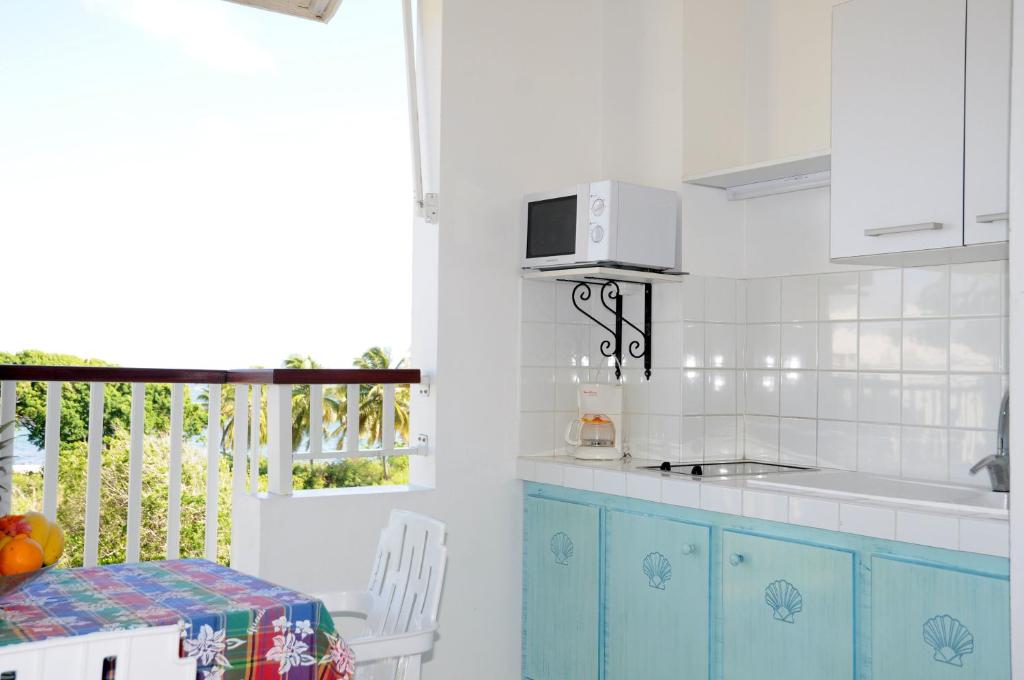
[
  {"x1": 84, "y1": 382, "x2": 104, "y2": 567},
  {"x1": 266, "y1": 384, "x2": 293, "y2": 495},
  {"x1": 42, "y1": 381, "x2": 62, "y2": 521},
  {"x1": 232, "y1": 385, "x2": 248, "y2": 494},
  {"x1": 125, "y1": 383, "x2": 145, "y2": 563},
  {"x1": 309, "y1": 384, "x2": 323, "y2": 458},
  {"x1": 0, "y1": 380, "x2": 15, "y2": 517},
  {"x1": 382, "y1": 383, "x2": 396, "y2": 452},
  {"x1": 204, "y1": 384, "x2": 221, "y2": 562},
  {"x1": 249, "y1": 384, "x2": 261, "y2": 492},
  {"x1": 346, "y1": 383, "x2": 360, "y2": 453},
  {"x1": 166, "y1": 384, "x2": 183, "y2": 560}
]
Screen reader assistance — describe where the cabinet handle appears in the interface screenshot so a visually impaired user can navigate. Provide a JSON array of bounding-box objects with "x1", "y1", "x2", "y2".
[
  {"x1": 681, "y1": 544, "x2": 696, "y2": 555},
  {"x1": 728, "y1": 553, "x2": 744, "y2": 566},
  {"x1": 976, "y1": 212, "x2": 1009, "y2": 223},
  {"x1": 864, "y1": 222, "x2": 943, "y2": 237}
]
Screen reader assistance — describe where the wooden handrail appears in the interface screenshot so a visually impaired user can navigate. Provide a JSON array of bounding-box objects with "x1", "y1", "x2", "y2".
[{"x1": 0, "y1": 365, "x2": 421, "y2": 385}]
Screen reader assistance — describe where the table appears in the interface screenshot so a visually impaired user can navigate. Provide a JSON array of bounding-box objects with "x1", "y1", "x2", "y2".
[{"x1": 0, "y1": 559, "x2": 354, "y2": 679}]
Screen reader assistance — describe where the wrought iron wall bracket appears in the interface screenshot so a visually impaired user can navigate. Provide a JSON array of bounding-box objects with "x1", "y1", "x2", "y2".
[{"x1": 565, "y1": 278, "x2": 653, "y2": 380}]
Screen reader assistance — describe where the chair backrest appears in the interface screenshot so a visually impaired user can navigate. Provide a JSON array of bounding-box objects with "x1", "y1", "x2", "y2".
[{"x1": 365, "y1": 510, "x2": 448, "y2": 637}]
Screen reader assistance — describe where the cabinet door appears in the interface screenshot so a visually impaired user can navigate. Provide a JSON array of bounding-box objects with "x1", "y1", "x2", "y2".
[
  {"x1": 964, "y1": 0, "x2": 1011, "y2": 245},
  {"x1": 604, "y1": 511, "x2": 710, "y2": 680},
  {"x1": 523, "y1": 496, "x2": 600, "y2": 680},
  {"x1": 831, "y1": 0, "x2": 966, "y2": 259},
  {"x1": 722, "y1": 531, "x2": 854, "y2": 680},
  {"x1": 872, "y1": 556, "x2": 1010, "y2": 679}
]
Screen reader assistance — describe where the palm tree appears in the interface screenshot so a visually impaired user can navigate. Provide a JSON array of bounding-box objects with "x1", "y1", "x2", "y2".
[
  {"x1": 328, "y1": 347, "x2": 411, "y2": 479},
  {"x1": 283, "y1": 355, "x2": 344, "y2": 452},
  {"x1": 197, "y1": 384, "x2": 268, "y2": 455}
]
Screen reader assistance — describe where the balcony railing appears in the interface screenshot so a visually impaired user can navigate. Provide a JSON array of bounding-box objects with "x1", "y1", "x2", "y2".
[{"x1": 0, "y1": 365, "x2": 422, "y2": 567}]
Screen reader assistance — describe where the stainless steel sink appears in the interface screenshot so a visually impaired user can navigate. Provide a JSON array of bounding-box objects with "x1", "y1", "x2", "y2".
[{"x1": 641, "y1": 460, "x2": 816, "y2": 480}]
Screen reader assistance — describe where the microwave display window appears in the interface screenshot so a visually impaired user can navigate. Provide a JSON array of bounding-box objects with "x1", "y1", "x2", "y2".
[{"x1": 526, "y1": 196, "x2": 577, "y2": 258}]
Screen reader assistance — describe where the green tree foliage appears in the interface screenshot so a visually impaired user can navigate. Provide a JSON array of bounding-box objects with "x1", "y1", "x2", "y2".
[
  {"x1": 11, "y1": 432, "x2": 407, "y2": 567},
  {"x1": 0, "y1": 351, "x2": 206, "y2": 447}
]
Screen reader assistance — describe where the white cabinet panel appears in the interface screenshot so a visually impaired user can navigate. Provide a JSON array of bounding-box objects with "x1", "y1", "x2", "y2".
[
  {"x1": 831, "y1": 0, "x2": 966, "y2": 259},
  {"x1": 964, "y1": 0, "x2": 1011, "y2": 245}
]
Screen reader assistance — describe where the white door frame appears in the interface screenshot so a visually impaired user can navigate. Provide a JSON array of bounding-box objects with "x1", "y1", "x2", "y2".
[{"x1": 1009, "y1": 0, "x2": 1023, "y2": 674}]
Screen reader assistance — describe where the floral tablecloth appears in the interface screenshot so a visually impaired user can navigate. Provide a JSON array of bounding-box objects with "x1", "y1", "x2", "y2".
[{"x1": 0, "y1": 559, "x2": 354, "y2": 679}]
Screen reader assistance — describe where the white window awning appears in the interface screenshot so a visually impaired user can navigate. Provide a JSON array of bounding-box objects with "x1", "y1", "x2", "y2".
[{"x1": 225, "y1": 0, "x2": 342, "y2": 23}]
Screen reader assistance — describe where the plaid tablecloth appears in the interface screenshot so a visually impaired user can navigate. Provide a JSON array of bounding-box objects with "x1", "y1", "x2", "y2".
[{"x1": 0, "y1": 559, "x2": 354, "y2": 679}]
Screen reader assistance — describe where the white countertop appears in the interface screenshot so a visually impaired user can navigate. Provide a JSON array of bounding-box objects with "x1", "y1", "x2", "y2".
[{"x1": 516, "y1": 455, "x2": 1009, "y2": 558}]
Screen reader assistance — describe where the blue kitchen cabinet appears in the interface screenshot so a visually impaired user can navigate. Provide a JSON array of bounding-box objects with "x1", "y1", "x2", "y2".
[
  {"x1": 721, "y1": 530, "x2": 855, "y2": 680},
  {"x1": 523, "y1": 495, "x2": 600, "y2": 680},
  {"x1": 604, "y1": 510, "x2": 711, "y2": 680},
  {"x1": 871, "y1": 555, "x2": 1010, "y2": 679}
]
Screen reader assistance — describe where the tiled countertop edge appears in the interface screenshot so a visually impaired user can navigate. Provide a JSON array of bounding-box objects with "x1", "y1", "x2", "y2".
[{"x1": 516, "y1": 456, "x2": 1009, "y2": 559}]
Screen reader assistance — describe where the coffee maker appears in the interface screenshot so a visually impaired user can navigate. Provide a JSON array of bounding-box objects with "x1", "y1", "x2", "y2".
[{"x1": 564, "y1": 383, "x2": 623, "y2": 460}]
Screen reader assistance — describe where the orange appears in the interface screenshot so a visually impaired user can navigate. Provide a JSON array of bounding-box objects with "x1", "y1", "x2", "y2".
[{"x1": 0, "y1": 537, "x2": 44, "y2": 575}]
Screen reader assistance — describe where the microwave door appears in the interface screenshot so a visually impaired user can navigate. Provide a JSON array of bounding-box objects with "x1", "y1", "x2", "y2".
[{"x1": 523, "y1": 192, "x2": 587, "y2": 268}]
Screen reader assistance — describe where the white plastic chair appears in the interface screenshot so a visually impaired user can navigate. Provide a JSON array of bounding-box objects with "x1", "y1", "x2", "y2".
[{"x1": 317, "y1": 510, "x2": 448, "y2": 680}]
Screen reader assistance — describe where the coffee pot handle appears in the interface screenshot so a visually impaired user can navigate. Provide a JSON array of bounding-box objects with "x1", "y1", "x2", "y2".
[{"x1": 565, "y1": 419, "x2": 582, "y2": 446}]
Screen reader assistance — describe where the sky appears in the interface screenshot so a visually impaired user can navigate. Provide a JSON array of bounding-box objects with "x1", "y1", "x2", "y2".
[{"x1": 0, "y1": 0, "x2": 413, "y2": 370}]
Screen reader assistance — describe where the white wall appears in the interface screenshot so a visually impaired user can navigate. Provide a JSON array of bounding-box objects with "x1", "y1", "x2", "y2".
[
  {"x1": 234, "y1": 1, "x2": 606, "y2": 678},
  {"x1": 683, "y1": 0, "x2": 836, "y2": 178}
]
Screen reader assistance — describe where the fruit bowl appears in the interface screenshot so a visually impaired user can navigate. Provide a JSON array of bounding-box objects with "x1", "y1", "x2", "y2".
[{"x1": 0, "y1": 562, "x2": 56, "y2": 599}]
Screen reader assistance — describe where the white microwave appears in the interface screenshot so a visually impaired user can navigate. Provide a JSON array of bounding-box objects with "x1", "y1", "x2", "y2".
[{"x1": 522, "y1": 180, "x2": 679, "y2": 271}]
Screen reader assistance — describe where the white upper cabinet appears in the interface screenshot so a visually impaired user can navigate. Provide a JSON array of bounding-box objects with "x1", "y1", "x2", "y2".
[
  {"x1": 831, "y1": 0, "x2": 1010, "y2": 263},
  {"x1": 831, "y1": 0, "x2": 966, "y2": 260},
  {"x1": 964, "y1": 0, "x2": 1012, "y2": 245}
]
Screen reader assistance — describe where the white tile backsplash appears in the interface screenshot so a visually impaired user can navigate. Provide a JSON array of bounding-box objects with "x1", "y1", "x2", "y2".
[
  {"x1": 858, "y1": 373, "x2": 901, "y2": 424},
  {"x1": 903, "y1": 266, "x2": 950, "y2": 318},
  {"x1": 900, "y1": 427, "x2": 949, "y2": 481},
  {"x1": 948, "y1": 374, "x2": 1004, "y2": 430},
  {"x1": 818, "y1": 272, "x2": 859, "y2": 320},
  {"x1": 780, "y1": 371, "x2": 817, "y2": 418},
  {"x1": 682, "y1": 322, "x2": 705, "y2": 369},
  {"x1": 818, "y1": 372, "x2": 858, "y2": 421},
  {"x1": 705, "y1": 324, "x2": 737, "y2": 369},
  {"x1": 818, "y1": 322, "x2": 858, "y2": 370},
  {"x1": 745, "y1": 324, "x2": 780, "y2": 369},
  {"x1": 950, "y1": 261, "x2": 1004, "y2": 317},
  {"x1": 858, "y1": 321, "x2": 901, "y2": 370},
  {"x1": 780, "y1": 323, "x2": 817, "y2": 370},
  {"x1": 520, "y1": 262, "x2": 1007, "y2": 483},
  {"x1": 902, "y1": 320, "x2": 949, "y2": 371},
  {"x1": 859, "y1": 269, "x2": 902, "y2": 320},
  {"x1": 857, "y1": 423, "x2": 901, "y2": 476},
  {"x1": 817, "y1": 420, "x2": 858, "y2": 470},
  {"x1": 779, "y1": 418, "x2": 817, "y2": 466},
  {"x1": 949, "y1": 317, "x2": 1002, "y2": 372},
  {"x1": 705, "y1": 370, "x2": 738, "y2": 415},
  {"x1": 746, "y1": 371, "x2": 781, "y2": 416},
  {"x1": 901, "y1": 375, "x2": 948, "y2": 427}
]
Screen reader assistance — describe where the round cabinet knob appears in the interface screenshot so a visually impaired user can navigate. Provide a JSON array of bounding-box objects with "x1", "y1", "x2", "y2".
[
  {"x1": 591, "y1": 197, "x2": 606, "y2": 216},
  {"x1": 681, "y1": 544, "x2": 696, "y2": 555},
  {"x1": 728, "y1": 553, "x2": 744, "y2": 566},
  {"x1": 590, "y1": 224, "x2": 605, "y2": 243}
]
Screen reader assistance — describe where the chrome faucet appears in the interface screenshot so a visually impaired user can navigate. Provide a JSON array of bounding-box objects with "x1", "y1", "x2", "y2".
[{"x1": 970, "y1": 391, "x2": 1009, "y2": 492}]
